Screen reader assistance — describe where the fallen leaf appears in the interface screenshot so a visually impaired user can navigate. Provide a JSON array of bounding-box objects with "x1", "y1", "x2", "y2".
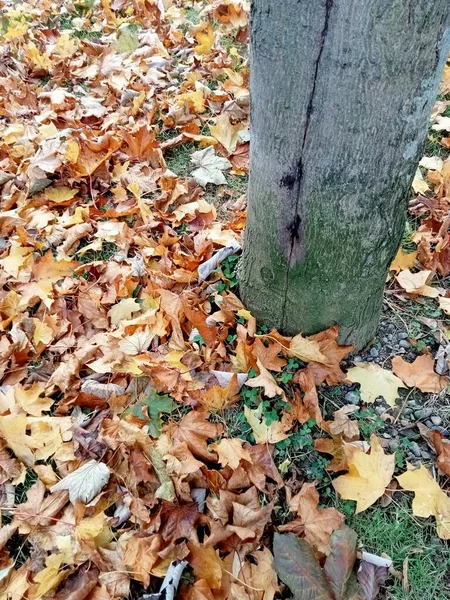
[
  {"x1": 245, "y1": 359, "x2": 284, "y2": 398},
  {"x1": 279, "y1": 483, "x2": 344, "y2": 555},
  {"x1": 50, "y1": 460, "x2": 111, "y2": 504},
  {"x1": 108, "y1": 298, "x2": 142, "y2": 326},
  {"x1": 396, "y1": 464, "x2": 450, "y2": 539},
  {"x1": 392, "y1": 354, "x2": 447, "y2": 393},
  {"x1": 346, "y1": 363, "x2": 406, "y2": 407},
  {"x1": 273, "y1": 533, "x2": 333, "y2": 599},
  {"x1": 290, "y1": 334, "x2": 327, "y2": 364},
  {"x1": 396, "y1": 269, "x2": 438, "y2": 297},
  {"x1": 209, "y1": 438, "x2": 252, "y2": 469},
  {"x1": 390, "y1": 248, "x2": 417, "y2": 273},
  {"x1": 167, "y1": 411, "x2": 223, "y2": 463},
  {"x1": 210, "y1": 114, "x2": 243, "y2": 153},
  {"x1": 333, "y1": 435, "x2": 395, "y2": 513},
  {"x1": 190, "y1": 146, "x2": 231, "y2": 187},
  {"x1": 314, "y1": 436, "x2": 369, "y2": 472},
  {"x1": 244, "y1": 405, "x2": 290, "y2": 444},
  {"x1": 433, "y1": 431, "x2": 450, "y2": 477},
  {"x1": 324, "y1": 526, "x2": 357, "y2": 600},
  {"x1": 357, "y1": 562, "x2": 389, "y2": 600}
]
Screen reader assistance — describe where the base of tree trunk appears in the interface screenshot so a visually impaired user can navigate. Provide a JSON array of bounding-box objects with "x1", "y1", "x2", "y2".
[{"x1": 239, "y1": 0, "x2": 450, "y2": 350}]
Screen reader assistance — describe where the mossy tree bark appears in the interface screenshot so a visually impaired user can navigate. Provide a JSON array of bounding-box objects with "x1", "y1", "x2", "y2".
[{"x1": 239, "y1": 0, "x2": 450, "y2": 350}]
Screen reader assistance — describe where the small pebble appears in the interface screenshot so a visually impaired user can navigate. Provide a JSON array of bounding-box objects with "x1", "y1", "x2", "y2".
[
  {"x1": 398, "y1": 332, "x2": 409, "y2": 340},
  {"x1": 403, "y1": 408, "x2": 414, "y2": 416},
  {"x1": 410, "y1": 442, "x2": 421, "y2": 457},
  {"x1": 414, "y1": 408, "x2": 434, "y2": 420},
  {"x1": 375, "y1": 406, "x2": 386, "y2": 415},
  {"x1": 398, "y1": 347, "x2": 406, "y2": 354},
  {"x1": 425, "y1": 420, "x2": 434, "y2": 428},
  {"x1": 399, "y1": 340, "x2": 411, "y2": 349},
  {"x1": 345, "y1": 391, "x2": 360, "y2": 405},
  {"x1": 431, "y1": 416, "x2": 442, "y2": 426},
  {"x1": 388, "y1": 334, "x2": 394, "y2": 340},
  {"x1": 382, "y1": 337, "x2": 389, "y2": 344},
  {"x1": 388, "y1": 323, "x2": 396, "y2": 331},
  {"x1": 382, "y1": 433, "x2": 391, "y2": 439},
  {"x1": 400, "y1": 419, "x2": 411, "y2": 427},
  {"x1": 370, "y1": 347, "x2": 379, "y2": 358},
  {"x1": 407, "y1": 399, "x2": 418, "y2": 407},
  {"x1": 389, "y1": 439, "x2": 400, "y2": 451},
  {"x1": 354, "y1": 356, "x2": 363, "y2": 363},
  {"x1": 421, "y1": 451, "x2": 433, "y2": 460}
]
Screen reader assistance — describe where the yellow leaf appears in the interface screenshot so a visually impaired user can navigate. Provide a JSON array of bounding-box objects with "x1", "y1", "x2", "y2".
[
  {"x1": 76, "y1": 512, "x2": 112, "y2": 547},
  {"x1": 31, "y1": 317, "x2": 54, "y2": 346},
  {"x1": 108, "y1": 298, "x2": 142, "y2": 326},
  {"x1": 29, "y1": 420, "x2": 63, "y2": 461},
  {"x1": 209, "y1": 438, "x2": 252, "y2": 469},
  {"x1": 397, "y1": 464, "x2": 450, "y2": 540},
  {"x1": 4, "y1": 20, "x2": 28, "y2": 40},
  {"x1": 0, "y1": 414, "x2": 35, "y2": 466},
  {"x1": 14, "y1": 382, "x2": 53, "y2": 417},
  {"x1": 32, "y1": 554, "x2": 67, "y2": 600},
  {"x1": 45, "y1": 187, "x2": 79, "y2": 203},
  {"x1": 244, "y1": 405, "x2": 290, "y2": 444},
  {"x1": 0, "y1": 246, "x2": 33, "y2": 278},
  {"x1": 290, "y1": 334, "x2": 327, "y2": 364},
  {"x1": 65, "y1": 139, "x2": 80, "y2": 163},
  {"x1": 175, "y1": 90, "x2": 205, "y2": 113},
  {"x1": 390, "y1": 248, "x2": 417, "y2": 273},
  {"x1": 412, "y1": 169, "x2": 430, "y2": 194},
  {"x1": 53, "y1": 32, "x2": 80, "y2": 58},
  {"x1": 333, "y1": 435, "x2": 395, "y2": 513},
  {"x1": 346, "y1": 363, "x2": 406, "y2": 407},
  {"x1": 210, "y1": 113, "x2": 243, "y2": 153},
  {"x1": 194, "y1": 25, "x2": 214, "y2": 55},
  {"x1": 24, "y1": 43, "x2": 52, "y2": 69}
]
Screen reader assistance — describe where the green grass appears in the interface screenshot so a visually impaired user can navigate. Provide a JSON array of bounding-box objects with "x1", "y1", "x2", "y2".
[
  {"x1": 77, "y1": 241, "x2": 118, "y2": 263},
  {"x1": 339, "y1": 498, "x2": 450, "y2": 600},
  {"x1": 165, "y1": 142, "x2": 197, "y2": 177}
]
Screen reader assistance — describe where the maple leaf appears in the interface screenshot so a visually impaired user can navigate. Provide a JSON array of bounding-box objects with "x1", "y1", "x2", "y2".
[
  {"x1": 433, "y1": 431, "x2": 450, "y2": 477},
  {"x1": 210, "y1": 113, "x2": 243, "y2": 153},
  {"x1": 392, "y1": 354, "x2": 447, "y2": 393},
  {"x1": 13, "y1": 382, "x2": 53, "y2": 417},
  {"x1": 108, "y1": 298, "x2": 142, "y2": 326},
  {"x1": 194, "y1": 25, "x2": 214, "y2": 55},
  {"x1": 396, "y1": 269, "x2": 438, "y2": 297},
  {"x1": 323, "y1": 405, "x2": 360, "y2": 441},
  {"x1": 279, "y1": 483, "x2": 344, "y2": 555},
  {"x1": 389, "y1": 248, "x2": 417, "y2": 272},
  {"x1": 209, "y1": 438, "x2": 252, "y2": 469},
  {"x1": 244, "y1": 405, "x2": 290, "y2": 444},
  {"x1": 245, "y1": 359, "x2": 284, "y2": 398},
  {"x1": 252, "y1": 337, "x2": 287, "y2": 372},
  {"x1": 333, "y1": 435, "x2": 395, "y2": 513},
  {"x1": 187, "y1": 543, "x2": 222, "y2": 590},
  {"x1": 346, "y1": 363, "x2": 406, "y2": 407},
  {"x1": 314, "y1": 436, "x2": 369, "y2": 472},
  {"x1": 305, "y1": 327, "x2": 354, "y2": 386},
  {"x1": 167, "y1": 411, "x2": 223, "y2": 463},
  {"x1": 190, "y1": 147, "x2": 231, "y2": 187},
  {"x1": 396, "y1": 464, "x2": 450, "y2": 539},
  {"x1": 289, "y1": 334, "x2": 327, "y2": 364}
]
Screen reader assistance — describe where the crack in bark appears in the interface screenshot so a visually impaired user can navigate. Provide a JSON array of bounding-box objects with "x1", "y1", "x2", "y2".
[{"x1": 280, "y1": 0, "x2": 334, "y2": 329}]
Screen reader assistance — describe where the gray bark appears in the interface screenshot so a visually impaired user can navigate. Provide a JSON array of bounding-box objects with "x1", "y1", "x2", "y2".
[{"x1": 239, "y1": 0, "x2": 450, "y2": 349}]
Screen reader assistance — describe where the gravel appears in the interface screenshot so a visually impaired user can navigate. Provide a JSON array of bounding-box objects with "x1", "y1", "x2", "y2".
[
  {"x1": 414, "y1": 408, "x2": 434, "y2": 420},
  {"x1": 370, "y1": 347, "x2": 379, "y2": 358},
  {"x1": 431, "y1": 416, "x2": 442, "y2": 426},
  {"x1": 399, "y1": 340, "x2": 411, "y2": 349},
  {"x1": 409, "y1": 442, "x2": 421, "y2": 457},
  {"x1": 345, "y1": 391, "x2": 360, "y2": 405},
  {"x1": 398, "y1": 332, "x2": 409, "y2": 340}
]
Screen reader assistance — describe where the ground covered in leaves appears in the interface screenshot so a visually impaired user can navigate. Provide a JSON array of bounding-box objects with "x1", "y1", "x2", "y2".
[{"x1": 0, "y1": 1, "x2": 450, "y2": 600}]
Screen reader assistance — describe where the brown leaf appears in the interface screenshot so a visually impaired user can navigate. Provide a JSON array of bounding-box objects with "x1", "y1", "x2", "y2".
[
  {"x1": 314, "y1": 436, "x2": 369, "y2": 472},
  {"x1": 279, "y1": 483, "x2": 343, "y2": 555},
  {"x1": 323, "y1": 406, "x2": 360, "y2": 441},
  {"x1": 433, "y1": 431, "x2": 450, "y2": 477},
  {"x1": 159, "y1": 502, "x2": 200, "y2": 542},
  {"x1": 252, "y1": 337, "x2": 286, "y2": 372},
  {"x1": 295, "y1": 370, "x2": 322, "y2": 424},
  {"x1": 53, "y1": 564, "x2": 99, "y2": 600},
  {"x1": 306, "y1": 327, "x2": 354, "y2": 386},
  {"x1": 392, "y1": 354, "x2": 447, "y2": 393},
  {"x1": 188, "y1": 543, "x2": 222, "y2": 589},
  {"x1": 167, "y1": 411, "x2": 223, "y2": 463}
]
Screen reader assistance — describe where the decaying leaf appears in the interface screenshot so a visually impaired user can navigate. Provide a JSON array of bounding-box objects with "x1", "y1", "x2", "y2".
[
  {"x1": 190, "y1": 147, "x2": 231, "y2": 187},
  {"x1": 244, "y1": 405, "x2": 290, "y2": 444}
]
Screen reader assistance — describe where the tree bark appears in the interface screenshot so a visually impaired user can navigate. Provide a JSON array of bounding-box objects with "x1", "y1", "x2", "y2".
[{"x1": 239, "y1": 0, "x2": 450, "y2": 349}]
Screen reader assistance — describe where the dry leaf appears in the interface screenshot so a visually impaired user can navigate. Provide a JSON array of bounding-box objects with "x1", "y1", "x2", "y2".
[
  {"x1": 50, "y1": 460, "x2": 110, "y2": 504},
  {"x1": 333, "y1": 435, "x2": 395, "y2": 513},
  {"x1": 244, "y1": 405, "x2": 290, "y2": 444},
  {"x1": 392, "y1": 354, "x2": 447, "y2": 393}
]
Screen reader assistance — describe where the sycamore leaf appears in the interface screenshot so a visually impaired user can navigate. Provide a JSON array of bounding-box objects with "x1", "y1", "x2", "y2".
[
  {"x1": 167, "y1": 411, "x2": 223, "y2": 463},
  {"x1": 194, "y1": 25, "x2": 214, "y2": 55},
  {"x1": 396, "y1": 269, "x2": 438, "y2": 298},
  {"x1": 333, "y1": 435, "x2": 395, "y2": 514},
  {"x1": 290, "y1": 334, "x2": 327, "y2": 364},
  {"x1": 273, "y1": 533, "x2": 333, "y2": 600},
  {"x1": 279, "y1": 483, "x2": 344, "y2": 555},
  {"x1": 245, "y1": 359, "x2": 284, "y2": 398},
  {"x1": 190, "y1": 146, "x2": 231, "y2": 187},
  {"x1": 119, "y1": 328, "x2": 154, "y2": 355},
  {"x1": 210, "y1": 114, "x2": 243, "y2": 153},
  {"x1": 14, "y1": 382, "x2": 53, "y2": 417},
  {"x1": 0, "y1": 414, "x2": 35, "y2": 466},
  {"x1": 392, "y1": 354, "x2": 447, "y2": 393},
  {"x1": 389, "y1": 248, "x2": 417, "y2": 273},
  {"x1": 108, "y1": 298, "x2": 141, "y2": 326},
  {"x1": 346, "y1": 363, "x2": 406, "y2": 407},
  {"x1": 315, "y1": 436, "x2": 370, "y2": 472},
  {"x1": 209, "y1": 438, "x2": 252, "y2": 469},
  {"x1": 396, "y1": 464, "x2": 450, "y2": 539},
  {"x1": 115, "y1": 24, "x2": 139, "y2": 53},
  {"x1": 50, "y1": 460, "x2": 110, "y2": 504},
  {"x1": 244, "y1": 405, "x2": 289, "y2": 444},
  {"x1": 44, "y1": 187, "x2": 78, "y2": 203}
]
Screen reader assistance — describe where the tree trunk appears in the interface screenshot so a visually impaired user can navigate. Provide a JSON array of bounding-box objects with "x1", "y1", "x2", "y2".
[{"x1": 239, "y1": 0, "x2": 450, "y2": 349}]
